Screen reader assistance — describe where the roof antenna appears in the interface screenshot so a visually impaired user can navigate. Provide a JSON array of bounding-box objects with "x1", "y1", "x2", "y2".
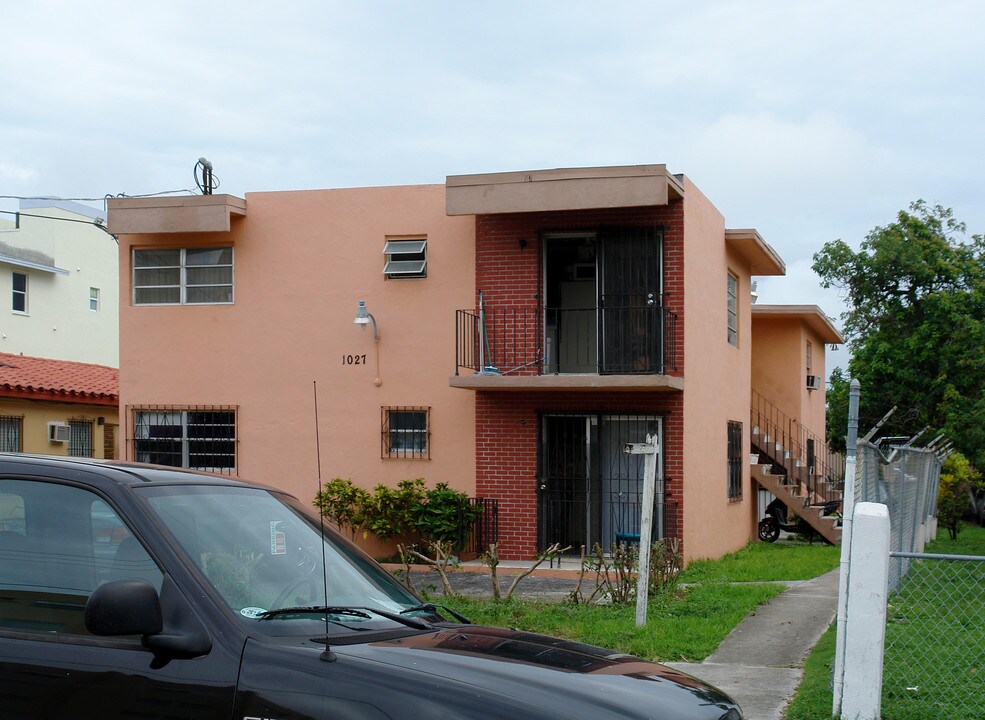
[
  {"x1": 194, "y1": 158, "x2": 218, "y2": 195},
  {"x1": 313, "y1": 380, "x2": 336, "y2": 662}
]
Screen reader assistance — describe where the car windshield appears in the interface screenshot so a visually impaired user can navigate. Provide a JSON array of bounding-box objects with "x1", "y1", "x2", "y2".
[{"x1": 137, "y1": 484, "x2": 420, "y2": 632}]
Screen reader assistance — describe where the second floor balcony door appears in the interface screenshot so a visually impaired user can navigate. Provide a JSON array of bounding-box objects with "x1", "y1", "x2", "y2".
[{"x1": 599, "y1": 226, "x2": 663, "y2": 374}]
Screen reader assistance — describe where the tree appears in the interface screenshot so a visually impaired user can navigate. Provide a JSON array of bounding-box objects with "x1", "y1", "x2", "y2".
[{"x1": 813, "y1": 201, "x2": 985, "y2": 473}]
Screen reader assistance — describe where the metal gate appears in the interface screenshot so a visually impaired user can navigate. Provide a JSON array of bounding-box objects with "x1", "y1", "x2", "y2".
[{"x1": 537, "y1": 414, "x2": 663, "y2": 553}]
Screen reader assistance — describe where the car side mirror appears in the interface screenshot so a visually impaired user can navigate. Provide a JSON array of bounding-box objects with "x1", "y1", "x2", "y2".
[{"x1": 86, "y1": 578, "x2": 163, "y2": 636}]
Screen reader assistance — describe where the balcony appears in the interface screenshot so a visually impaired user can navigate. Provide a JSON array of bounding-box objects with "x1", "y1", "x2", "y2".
[{"x1": 451, "y1": 305, "x2": 682, "y2": 392}]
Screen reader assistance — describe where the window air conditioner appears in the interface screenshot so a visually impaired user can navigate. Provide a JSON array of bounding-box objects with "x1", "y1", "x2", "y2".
[
  {"x1": 806, "y1": 374, "x2": 822, "y2": 391},
  {"x1": 48, "y1": 422, "x2": 70, "y2": 443}
]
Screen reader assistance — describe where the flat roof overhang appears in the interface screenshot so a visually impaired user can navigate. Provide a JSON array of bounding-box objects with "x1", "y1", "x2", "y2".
[
  {"x1": 752, "y1": 305, "x2": 845, "y2": 344},
  {"x1": 445, "y1": 164, "x2": 685, "y2": 216},
  {"x1": 449, "y1": 374, "x2": 684, "y2": 392},
  {"x1": 725, "y1": 229, "x2": 785, "y2": 276},
  {"x1": 107, "y1": 195, "x2": 246, "y2": 234}
]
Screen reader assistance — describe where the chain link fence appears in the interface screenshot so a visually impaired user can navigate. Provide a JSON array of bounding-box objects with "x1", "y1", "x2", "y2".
[
  {"x1": 852, "y1": 439, "x2": 983, "y2": 718},
  {"x1": 883, "y1": 552, "x2": 985, "y2": 719},
  {"x1": 854, "y1": 441, "x2": 941, "y2": 590}
]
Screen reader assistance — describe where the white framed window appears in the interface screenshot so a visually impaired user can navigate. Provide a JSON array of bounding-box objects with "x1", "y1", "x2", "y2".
[
  {"x1": 382, "y1": 406, "x2": 429, "y2": 458},
  {"x1": 133, "y1": 247, "x2": 234, "y2": 305},
  {"x1": 806, "y1": 340, "x2": 813, "y2": 373},
  {"x1": 132, "y1": 407, "x2": 236, "y2": 473},
  {"x1": 382, "y1": 239, "x2": 427, "y2": 278},
  {"x1": 11, "y1": 271, "x2": 27, "y2": 313},
  {"x1": 727, "y1": 271, "x2": 738, "y2": 347},
  {"x1": 89, "y1": 287, "x2": 100, "y2": 312}
]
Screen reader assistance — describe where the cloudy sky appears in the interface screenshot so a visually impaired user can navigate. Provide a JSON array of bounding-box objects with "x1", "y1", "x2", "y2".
[{"x1": 2, "y1": 0, "x2": 982, "y2": 371}]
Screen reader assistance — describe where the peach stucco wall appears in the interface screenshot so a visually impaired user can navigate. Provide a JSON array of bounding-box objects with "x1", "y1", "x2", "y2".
[
  {"x1": 751, "y1": 317, "x2": 828, "y2": 444},
  {"x1": 681, "y1": 177, "x2": 754, "y2": 561},
  {"x1": 118, "y1": 184, "x2": 476, "y2": 507}
]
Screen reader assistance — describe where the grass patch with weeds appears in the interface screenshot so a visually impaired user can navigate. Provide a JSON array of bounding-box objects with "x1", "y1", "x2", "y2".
[
  {"x1": 444, "y1": 581, "x2": 785, "y2": 663},
  {"x1": 682, "y1": 538, "x2": 840, "y2": 584}
]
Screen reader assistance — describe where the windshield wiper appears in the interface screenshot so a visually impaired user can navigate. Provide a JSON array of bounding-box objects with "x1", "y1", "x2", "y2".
[
  {"x1": 400, "y1": 603, "x2": 472, "y2": 624},
  {"x1": 259, "y1": 605, "x2": 432, "y2": 630},
  {"x1": 259, "y1": 606, "x2": 372, "y2": 621}
]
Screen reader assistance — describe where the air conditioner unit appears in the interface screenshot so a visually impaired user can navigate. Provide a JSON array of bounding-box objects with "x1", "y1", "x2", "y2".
[
  {"x1": 48, "y1": 422, "x2": 70, "y2": 443},
  {"x1": 806, "y1": 374, "x2": 822, "y2": 391}
]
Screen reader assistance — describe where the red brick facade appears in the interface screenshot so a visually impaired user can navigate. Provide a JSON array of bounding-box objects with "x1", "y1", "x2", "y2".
[{"x1": 472, "y1": 201, "x2": 687, "y2": 559}]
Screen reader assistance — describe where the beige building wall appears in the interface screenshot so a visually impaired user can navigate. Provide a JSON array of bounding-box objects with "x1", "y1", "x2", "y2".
[
  {"x1": 118, "y1": 185, "x2": 476, "y2": 506},
  {"x1": 680, "y1": 177, "x2": 754, "y2": 561},
  {"x1": 0, "y1": 398, "x2": 119, "y2": 457},
  {"x1": 751, "y1": 315, "x2": 831, "y2": 444}
]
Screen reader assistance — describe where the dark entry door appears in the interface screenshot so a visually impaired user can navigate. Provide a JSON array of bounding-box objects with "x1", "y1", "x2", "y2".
[{"x1": 598, "y1": 227, "x2": 662, "y2": 374}]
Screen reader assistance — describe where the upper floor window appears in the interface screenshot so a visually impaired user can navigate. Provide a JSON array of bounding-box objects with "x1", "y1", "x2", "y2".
[
  {"x1": 133, "y1": 247, "x2": 233, "y2": 305},
  {"x1": 383, "y1": 239, "x2": 427, "y2": 279},
  {"x1": 132, "y1": 407, "x2": 236, "y2": 474},
  {"x1": 727, "y1": 272, "x2": 738, "y2": 346},
  {"x1": 382, "y1": 406, "x2": 430, "y2": 459},
  {"x1": 11, "y1": 271, "x2": 27, "y2": 313},
  {"x1": 806, "y1": 340, "x2": 813, "y2": 373},
  {"x1": 89, "y1": 287, "x2": 100, "y2": 312},
  {"x1": 727, "y1": 420, "x2": 743, "y2": 501}
]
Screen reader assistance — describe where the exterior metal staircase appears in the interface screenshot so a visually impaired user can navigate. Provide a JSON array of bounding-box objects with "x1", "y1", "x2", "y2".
[{"x1": 751, "y1": 392, "x2": 843, "y2": 545}]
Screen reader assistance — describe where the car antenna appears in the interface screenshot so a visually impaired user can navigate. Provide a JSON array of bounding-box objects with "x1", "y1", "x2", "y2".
[{"x1": 313, "y1": 380, "x2": 337, "y2": 662}]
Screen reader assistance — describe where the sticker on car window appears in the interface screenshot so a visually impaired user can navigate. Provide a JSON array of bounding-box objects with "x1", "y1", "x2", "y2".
[
  {"x1": 240, "y1": 606, "x2": 266, "y2": 618},
  {"x1": 270, "y1": 521, "x2": 286, "y2": 555}
]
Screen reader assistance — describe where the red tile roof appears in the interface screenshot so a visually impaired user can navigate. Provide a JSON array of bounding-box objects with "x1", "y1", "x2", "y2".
[{"x1": 0, "y1": 352, "x2": 118, "y2": 406}]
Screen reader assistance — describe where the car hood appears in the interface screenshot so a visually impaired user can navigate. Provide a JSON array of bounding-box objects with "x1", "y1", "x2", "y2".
[{"x1": 237, "y1": 624, "x2": 742, "y2": 720}]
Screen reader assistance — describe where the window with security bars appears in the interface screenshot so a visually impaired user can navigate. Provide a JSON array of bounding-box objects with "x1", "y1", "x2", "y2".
[
  {"x1": 382, "y1": 407, "x2": 429, "y2": 459},
  {"x1": 132, "y1": 407, "x2": 236, "y2": 473},
  {"x1": 68, "y1": 420, "x2": 93, "y2": 457},
  {"x1": 0, "y1": 416, "x2": 22, "y2": 452},
  {"x1": 133, "y1": 247, "x2": 233, "y2": 305},
  {"x1": 727, "y1": 420, "x2": 743, "y2": 501}
]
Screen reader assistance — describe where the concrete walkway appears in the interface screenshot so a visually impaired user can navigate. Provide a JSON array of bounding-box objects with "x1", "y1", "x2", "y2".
[{"x1": 666, "y1": 568, "x2": 840, "y2": 720}]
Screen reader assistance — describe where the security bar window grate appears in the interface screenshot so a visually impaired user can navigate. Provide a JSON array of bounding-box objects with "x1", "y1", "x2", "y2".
[
  {"x1": 727, "y1": 420, "x2": 743, "y2": 500},
  {"x1": 381, "y1": 407, "x2": 430, "y2": 459},
  {"x1": 132, "y1": 407, "x2": 236, "y2": 474},
  {"x1": 0, "y1": 416, "x2": 22, "y2": 452},
  {"x1": 68, "y1": 420, "x2": 93, "y2": 458}
]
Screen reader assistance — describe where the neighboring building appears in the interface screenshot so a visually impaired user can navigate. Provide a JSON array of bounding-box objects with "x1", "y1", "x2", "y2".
[
  {"x1": 107, "y1": 165, "x2": 841, "y2": 562},
  {"x1": 0, "y1": 200, "x2": 119, "y2": 367},
  {"x1": 0, "y1": 352, "x2": 119, "y2": 458}
]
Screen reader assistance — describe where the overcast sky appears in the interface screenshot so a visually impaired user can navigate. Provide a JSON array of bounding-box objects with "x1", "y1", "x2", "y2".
[{"x1": 2, "y1": 0, "x2": 983, "y2": 372}]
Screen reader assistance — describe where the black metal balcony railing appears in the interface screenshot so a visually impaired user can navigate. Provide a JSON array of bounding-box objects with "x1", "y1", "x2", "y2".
[{"x1": 455, "y1": 305, "x2": 678, "y2": 376}]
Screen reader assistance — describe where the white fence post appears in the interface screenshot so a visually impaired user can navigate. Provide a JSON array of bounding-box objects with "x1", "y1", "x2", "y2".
[{"x1": 841, "y1": 502, "x2": 890, "y2": 720}]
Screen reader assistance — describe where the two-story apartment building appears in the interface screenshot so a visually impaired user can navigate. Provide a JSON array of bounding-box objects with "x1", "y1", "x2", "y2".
[{"x1": 107, "y1": 165, "x2": 840, "y2": 561}]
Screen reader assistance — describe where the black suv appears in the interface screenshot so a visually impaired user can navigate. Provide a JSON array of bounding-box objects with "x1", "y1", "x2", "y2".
[{"x1": 0, "y1": 454, "x2": 742, "y2": 719}]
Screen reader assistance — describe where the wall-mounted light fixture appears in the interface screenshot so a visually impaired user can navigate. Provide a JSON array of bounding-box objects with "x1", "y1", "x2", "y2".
[{"x1": 353, "y1": 300, "x2": 379, "y2": 341}]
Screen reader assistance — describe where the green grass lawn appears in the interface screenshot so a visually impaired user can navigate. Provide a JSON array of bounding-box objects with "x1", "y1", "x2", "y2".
[
  {"x1": 682, "y1": 538, "x2": 840, "y2": 583},
  {"x1": 438, "y1": 538, "x2": 837, "y2": 664},
  {"x1": 785, "y1": 523, "x2": 985, "y2": 719}
]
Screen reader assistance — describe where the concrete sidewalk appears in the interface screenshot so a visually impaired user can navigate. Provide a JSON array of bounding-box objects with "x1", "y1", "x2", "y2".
[{"x1": 667, "y1": 568, "x2": 840, "y2": 720}]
